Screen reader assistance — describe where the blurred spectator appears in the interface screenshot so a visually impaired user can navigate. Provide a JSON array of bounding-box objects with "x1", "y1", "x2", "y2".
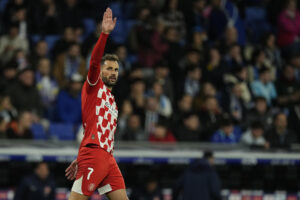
[
  {"x1": 263, "y1": 33, "x2": 282, "y2": 68},
  {"x1": 179, "y1": 48, "x2": 201, "y2": 71},
  {"x1": 14, "y1": 162, "x2": 56, "y2": 200},
  {"x1": 29, "y1": 0, "x2": 62, "y2": 34},
  {"x1": 159, "y1": 0, "x2": 186, "y2": 40},
  {"x1": 277, "y1": 0, "x2": 300, "y2": 47},
  {"x1": 59, "y1": 0, "x2": 83, "y2": 29},
  {"x1": 53, "y1": 43, "x2": 86, "y2": 88},
  {"x1": 0, "y1": 23, "x2": 29, "y2": 64},
  {"x1": 52, "y1": 26, "x2": 76, "y2": 58},
  {"x1": 0, "y1": 116, "x2": 7, "y2": 138},
  {"x1": 194, "y1": 82, "x2": 220, "y2": 111},
  {"x1": 29, "y1": 40, "x2": 49, "y2": 70},
  {"x1": 149, "y1": 81, "x2": 173, "y2": 118},
  {"x1": 211, "y1": 116, "x2": 242, "y2": 143},
  {"x1": 130, "y1": 177, "x2": 163, "y2": 200},
  {"x1": 266, "y1": 112, "x2": 297, "y2": 149},
  {"x1": 149, "y1": 119, "x2": 176, "y2": 143},
  {"x1": 55, "y1": 74, "x2": 82, "y2": 124},
  {"x1": 224, "y1": 66, "x2": 252, "y2": 104},
  {"x1": 10, "y1": 6, "x2": 28, "y2": 39},
  {"x1": 173, "y1": 151, "x2": 221, "y2": 200},
  {"x1": 184, "y1": 65, "x2": 201, "y2": 97},
  {"x1": 207, "y1": 0, "x2": 228, "y2": 41},
  {"x1": 13, "y1": 49, "x2": 29, "y2": 69},
  {"x1": 6, "y1": 111, "x2": 33, "y2": 139},
  {"x1": 190, "y1": 28, "x2": 208, "y2": 62},
  {"x1": 224, "y1": 44, "x2": 243, "y2": 69},
  {"x1": 199, "y1": 96, "x2": 222, "y2": 140},
  {"x1": 218, "y1": 26, "x2": 238, "y2": 55},
  {"x1": 36, "y1": 58, "x2": 59, "y2": 111},
  {"x1": 144, "y1": 96, "x2": 161, "y2": 135},
  {"x1": 0, "y1": 95, "x2": 18, "y2": 124},
  {"x1": 146, "y1": 18, "x2": 169, "y2": 68},
  {"x1": 114, "y1": 45, "x2": 131, "y2": 77},
  {"x1": 184, "y1": 0, "x2": 207, "y2": 40},
  {"x1": 3, "y1": 0, "x2": 26, "y2": 28},
  {"x1": 251, "y1": 67, "x2": 277, "y2": 105},
  {"x1": 0, "y1": 60, "x2": 18, "y2": 95},
  {"x1": 122, "y1": 114, "x2": 146, "y2": 141},
  {"x1": 247, "y1": 47, "x2": 275, "y2": 82},
  {"x1": 7, "y1": 67, "x2": 43, "y2": 117},
  {"x1": 174, "y1": 112, "x2": 202, "y2": 141},
  {"x1": 150, "y1": 60, "x2": 174, "y2": 102},
  {"x1": 128, "y1": 7, "x2": 152, "y2": 53},
  {"x1": 172, "y1": 94, "x2": 193, "y2": 126},
  {"x1": 164, "y1": 26, "x2": 185, "y2": 69},
  {"x1": 222, "y1": 83, "x2": 247, "y2": 122},
  {"x1": 203, "y1": 47, "x2": 226, "y2": 89},
  {"x1": 243, "y1": 97, "x2": 272, "y2": 130},
  {"x1": 117, "y1": 100, "x2": 133, "y2": 137},
  {"x1": 276, "y1": 65, "x2": 300, "y2": 107},
  {"x1": 128, "y1": 78, "x2": 146, "y2": 118},
  {"x1": 288, "y1": 102, "x2": 300, "y2": 137},
  {"x1": 241, "y1": 121, "x2": 269, "y2": 149}
]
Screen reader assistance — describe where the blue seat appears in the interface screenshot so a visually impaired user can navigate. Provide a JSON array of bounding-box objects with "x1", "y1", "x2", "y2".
[
  {"x1": 45, "y1": 35, "x2": 61, "y2": 52},
  {"x1": 30, "y1": 34, "x2": 42, "y2": 45},
  {"x1": 83, "y1": 18, "x2": 96, "y2": 39},
  {"x1": 124, "y1": 2, "x2": 135, "y2": 19},
  {"x1": 110, "y1": 19, "x2": 126, "y2": 44},
  {"x1": 110, "y1": 2, "x2": 123, "y2": 18},
  {"x1": 49, "y1": 123, "x2": 75, "y2": 140},
  {"x1": 245, "y1": 7, "x2": 271, "y2": 43},
  {"x1": 0, "y1": 0, "x2": 9, "y2": 13},
  {"x1": 31, "y1": 123, "x2": 47, "y2": 140},
  {"x1": 245, "y1": 7, "x2": 266, "y2": 22}
]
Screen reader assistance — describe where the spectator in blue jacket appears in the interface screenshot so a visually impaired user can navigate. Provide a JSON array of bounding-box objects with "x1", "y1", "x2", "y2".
[
  {"x1": 173, "y1": 151, "x2": 221, "y2": 200},
  {"x1": 211, "y1": 116, "x2": 242, "y2": 143},
  {"x1": 55, "y1": 73, "x2": 82, "y2": 124},
  {"x1": 251, "y1": 66, "x2": 277, "y2": 105},
  {"x1": 14, "y1": 162, "x2": 56, "y2": 200}
]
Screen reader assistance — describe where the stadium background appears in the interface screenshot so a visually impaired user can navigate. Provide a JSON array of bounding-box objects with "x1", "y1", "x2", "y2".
[{"x1": 0, "y1": 0, "x2": 300, "y2": 199}]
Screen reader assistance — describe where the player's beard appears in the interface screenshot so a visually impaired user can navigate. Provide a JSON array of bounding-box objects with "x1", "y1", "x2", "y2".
[{"x1": 102, "y1": 75, "x2": 117, "y2": 87}]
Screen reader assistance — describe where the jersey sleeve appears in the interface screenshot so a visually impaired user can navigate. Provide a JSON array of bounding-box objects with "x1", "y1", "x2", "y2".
[{"x1": 87, "y1": 32, "x2": 109, "y2": 87}]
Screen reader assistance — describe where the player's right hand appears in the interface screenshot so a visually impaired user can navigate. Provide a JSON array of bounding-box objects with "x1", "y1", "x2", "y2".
[
  {"x1": 102, "y1": 7, "x2": 117, "y2": 34},
  {"x1": 65, "y1": 159, "x2": 78, "y2": 180}
]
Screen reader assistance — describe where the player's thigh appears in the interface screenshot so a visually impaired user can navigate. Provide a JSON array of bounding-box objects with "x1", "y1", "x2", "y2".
[
  {"x1": 106, "y1": 189, "x2": 128, "y2": 200},
  {"x1": 69, "y1": 191, "x2": 89, "y2": 200}
]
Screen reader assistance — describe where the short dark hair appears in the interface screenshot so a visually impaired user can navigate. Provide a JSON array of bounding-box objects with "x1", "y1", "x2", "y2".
[
  {"x1": 250, "y1": 121, "x2": 264, "y2": 130},
  {"x1": 101, "y1": 54, "x2": 119, "y2": 65},
  {"x1": 255, "y1": 96, "x2": 266, "y2": 102}
]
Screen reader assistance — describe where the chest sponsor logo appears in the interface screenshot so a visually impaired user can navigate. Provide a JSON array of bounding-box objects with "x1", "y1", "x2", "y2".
[{"x1": 104, "y1": 101, "x2": 118, "y2": 118}]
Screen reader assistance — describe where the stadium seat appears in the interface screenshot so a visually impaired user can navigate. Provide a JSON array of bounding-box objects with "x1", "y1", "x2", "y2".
[
  {"x1": 110, "y1": 19, "x2": 126, "y2": 44},
  {"x1": 245, "y1": 7, "x2": 271, "y2": 43},
  {"x1": 49, "y1": 123, "x2": 75, "y2": 140},
  {"x1": 124, "y1": 2, "x2": 135, "y2": 19},
  {"x1": 31, "y1": 123, "x2": 47, "y2": 140},
  {"x1": 83, "y1": 18, "x2": 96, "y2": 40},
  {"x1": 30, "y1": 34, "x2": 42, "y2": 45},
  {"x1": 45, "y1": 35, "x2": 61, "y2": 52},
  {"x1": 0, "y1": 0, "x2": 9, "y2": 14},
  {"x1": 109, "y1": 2, "x2": 123, "y2": 18}
]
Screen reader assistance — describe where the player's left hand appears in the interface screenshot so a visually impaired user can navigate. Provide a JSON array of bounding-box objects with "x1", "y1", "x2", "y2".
[
  {"x1": 65, "y1": 159, "x2": 78, "y2": 180},
  {"x1": 102, "y1": 7, "x2": 117, "y2": 34}
]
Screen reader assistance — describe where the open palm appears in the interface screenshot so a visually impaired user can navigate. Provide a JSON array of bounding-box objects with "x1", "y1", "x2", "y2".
[{"x1": 102, "y1": 8, "x2": 117, "y2": 34}]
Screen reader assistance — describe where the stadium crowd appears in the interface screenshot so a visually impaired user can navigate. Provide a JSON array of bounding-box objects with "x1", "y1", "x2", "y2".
[{"x1": 0, "y1": 0, "x2": 300, "y2": 149}]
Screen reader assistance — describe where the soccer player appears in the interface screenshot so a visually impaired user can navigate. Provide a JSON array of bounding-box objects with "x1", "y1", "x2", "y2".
[{"x1": 65, "y1": 8, "x2": 128, "y2": 200}]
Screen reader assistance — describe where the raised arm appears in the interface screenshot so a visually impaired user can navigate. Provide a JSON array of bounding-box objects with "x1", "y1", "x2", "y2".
[{"x1": 87, "y1": 8, "x2": 117, "y2": 86}]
